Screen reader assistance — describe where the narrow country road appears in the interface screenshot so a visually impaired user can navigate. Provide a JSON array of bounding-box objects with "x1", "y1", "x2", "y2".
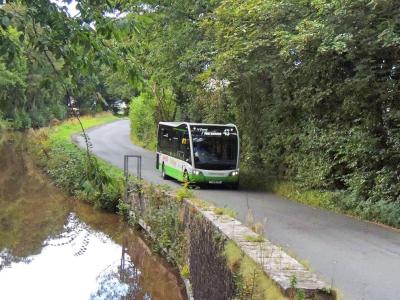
[{"x1": 77, "y1": 119, "x2": 400, "y2": 300}]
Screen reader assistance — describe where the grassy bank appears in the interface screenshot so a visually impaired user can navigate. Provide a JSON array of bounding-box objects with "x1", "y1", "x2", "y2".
[
  {"x1": 27, "y1": 113, "x2": 123, "y2": 211},
  {"x1": 48, "y1": 113, "x2": 118, "y2": 142},
  {"x1": 240, "y1": 168, "x2": 400, "y2": 228},
  {"x1": 275, "y1": 181, "x2": 400, "y2": 228}
]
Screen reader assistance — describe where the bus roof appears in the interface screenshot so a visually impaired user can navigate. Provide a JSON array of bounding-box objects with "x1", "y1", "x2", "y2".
[{"x1": 159, "y1": 122, "x2": 236, "y2": 127}]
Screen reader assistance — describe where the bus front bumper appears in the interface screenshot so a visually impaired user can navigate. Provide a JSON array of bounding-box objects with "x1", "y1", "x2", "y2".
[{"x1": 189, "y1": 170, "x2": 239, "y2": 184}]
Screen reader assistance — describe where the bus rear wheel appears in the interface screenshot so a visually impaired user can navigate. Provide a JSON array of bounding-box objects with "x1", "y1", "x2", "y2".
[{"x1": 162, "y1": 164, "x2": 168, "y2": 180}]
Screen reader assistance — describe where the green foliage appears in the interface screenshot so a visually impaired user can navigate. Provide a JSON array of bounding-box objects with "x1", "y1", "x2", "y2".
[
  {"x1": 0, "y1": 1, "x2": 137, "y2": 128},
  {"x1": 129, "y1": 92, "x2": 157, "y2": 150},
  {"x1": 214, "y1": 207, "x2": 237, "y2": 219},
  {"x1": 274, "y1": 182, "x2": 338, "y2": 211},
  {"x1": 28, "y1": 114, "x2": 123, "y2": 212},
  {"x1": 117, "y1": 201, "x2": 131, "y2": 221},
  {"x1": 2, "y1": 0, "x2": 400, "y2": 227},
  {"x1": 0, "y1": 5, "x2": 68, "y2": 129},
  {"x1": 124, "y1": 0, "x2": 400, "y2": 228},
  {"x1": 289, "y1": 275, "x2": 306, "y2": 300},
  {"x1": 46, "y1": 144, "x2": 87, "y2": 194},
  {"x1": 213, "y1": 207, "x2": 224, "y2": 215},
  {"x1": 176, "y1": 185, "x2": 194, "y2": 201},
  {"x1": 128, "y1": 78, "x2": 178, "y2": 149},
  {"x1": 244, "y1": 235, "x2": 265, "y2": 243},
  {"x1": 211, "y1": 0, "x2": 400, "y2": 227},
  {"x1": 94, "y1": 179, "x2": 121, "y2": 211},
  {"x1": 0, "y1": 112, "x2": 10, "y2": 130},
  {"x1": 180, "y1": 264, "x2": 190, "y2": 279},
  {"x1": 140, "y1": 184, "x2": 187, "y2": 265},
  {"x1": 48, "y1": 114, "x2": 117, "y2": 142}
]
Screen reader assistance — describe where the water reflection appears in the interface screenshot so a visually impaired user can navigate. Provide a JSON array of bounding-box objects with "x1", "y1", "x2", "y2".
[
  {"x1": 1, "y1": 213, "x2": 131, "y2": 299},
  {"x1": 0, "y1": 135, "x2": 185, "y2": 300}
]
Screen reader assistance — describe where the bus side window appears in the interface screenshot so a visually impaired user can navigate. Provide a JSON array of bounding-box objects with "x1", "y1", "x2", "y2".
[
  {"x1": 158, "y1": 126, "x2": 164, "y2": 153},
  {"x1": 159, "y1": 126, "x2": 169, "y2": 154},
  {"x1": 167, "y1": 127, "x2": 174, "y2": 156}
]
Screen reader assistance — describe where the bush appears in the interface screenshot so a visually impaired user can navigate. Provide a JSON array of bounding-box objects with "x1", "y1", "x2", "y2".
[
  {"x1": 47, "y1": 144, "x2": 87, "y2": 193},
  {"x1": 139, "y1": 183, "x2": 187, "y2": 264},
  {"x1": 117, "y1": 200, "x2": 131, "y2": 221},
  {"x1": 95, "y1": 181, "x2": 122, "y2": 212},
  {"x1": 13, "y1": 110, "x2": 31, "y2": 129},
  {"x1": 0, "y1": 112, "x2": 10, "y2": 131},
  {"x1": 129, "y1": 92, "x2": 157, "y2": 150}
]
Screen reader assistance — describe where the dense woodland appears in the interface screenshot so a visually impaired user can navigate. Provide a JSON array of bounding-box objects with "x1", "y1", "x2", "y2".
[{"x1": 1, "y1": 0, "x2": 400, "y2": 226}]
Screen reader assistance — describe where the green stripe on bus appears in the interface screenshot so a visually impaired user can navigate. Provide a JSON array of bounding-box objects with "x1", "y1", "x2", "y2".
[
  {"x1": 190, "y1": 174, "x2": 238, "y2": 184},
  {"x1": 161, "y1": 162, "x2": 239, "y2": 184},
  {"x1": 164, "y1": 164, "x2": 185, "y2": 181}
]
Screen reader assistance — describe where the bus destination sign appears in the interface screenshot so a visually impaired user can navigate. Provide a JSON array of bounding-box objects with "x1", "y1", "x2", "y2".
[{"x1": 191, "y1": 126, "x2": 237, "y2": 137}]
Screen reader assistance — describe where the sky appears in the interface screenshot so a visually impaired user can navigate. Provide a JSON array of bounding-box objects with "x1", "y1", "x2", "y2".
[
  {"x1": 51, "y1": 0, "x2": 79, "y2": 17},
  {"x1": 50, "y1": 0, "x2": 127, "y2": 19}
]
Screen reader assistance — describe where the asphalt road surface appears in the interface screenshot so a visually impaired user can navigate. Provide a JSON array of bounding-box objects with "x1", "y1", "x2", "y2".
[{"x1": 77, "y1": 119, "x2": 400, "y2": 300}]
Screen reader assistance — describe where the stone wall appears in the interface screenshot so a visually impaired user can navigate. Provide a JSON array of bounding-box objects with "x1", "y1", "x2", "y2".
[
  {"x1": 185, "y1": 203, "x2": 235, "y2": 300},
  {"x1": 126, "y1": 182, "x2": 335, "y2": 300}
]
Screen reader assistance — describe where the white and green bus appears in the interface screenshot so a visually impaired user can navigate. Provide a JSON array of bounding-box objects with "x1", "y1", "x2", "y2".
[{"x1": 156, "y1": 122, "x2": 240, "y2": 188}]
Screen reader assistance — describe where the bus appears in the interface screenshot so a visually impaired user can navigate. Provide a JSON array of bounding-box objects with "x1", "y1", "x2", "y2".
[{"x1": 156, "y1": 122, "x2": 240, "y2": 188}]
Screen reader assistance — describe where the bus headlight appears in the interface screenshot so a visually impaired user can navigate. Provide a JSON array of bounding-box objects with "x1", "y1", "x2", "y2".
[
  {"x1": 193, "y1": 170, "x2": 203, "y2": 176},
  {"x1": 230, "y1": 171, "x2": 239, "y2": 176}
]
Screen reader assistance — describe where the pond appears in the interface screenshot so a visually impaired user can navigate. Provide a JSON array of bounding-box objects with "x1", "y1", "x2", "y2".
[{"x1": 0, "y1": 134, "x2": 186, "y2": 300}]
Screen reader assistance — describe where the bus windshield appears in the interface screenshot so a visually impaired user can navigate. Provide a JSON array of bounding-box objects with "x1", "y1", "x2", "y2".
[{"x1": 191, "y1": 126, "x2": 238, "y2": 170}]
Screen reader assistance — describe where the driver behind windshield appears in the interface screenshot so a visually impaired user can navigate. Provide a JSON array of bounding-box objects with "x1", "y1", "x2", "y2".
[{"x1": 193, "y1": 141, "x2": 217, "y2": 163}]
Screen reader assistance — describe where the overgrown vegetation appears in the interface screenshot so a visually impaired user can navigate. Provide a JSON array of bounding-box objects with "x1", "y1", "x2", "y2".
[
  {"x1": 125, "y1": 1, "x2": 400, "y2": 228},
  {"x1": 27, "y1": 114, "x2": 123, "y2": 212},
  {"x1": 224, "y1": 241, "x2": 287, "y2": 300},
  {"x1": 0, "y1": 2, "x2": 135, "y2": 129},
  {"x1": 244, "y1": 235, "x2": 265, "y2": 243},
  {"x1": 176, "y1": 183, "x2": 194, "y2": 202},
  {"x1": 0, "y1": 112, "x2": 10, "y2": 131},
  {"x1": 214, "y1": 207, "x2": 237, "y2": 219},
  {"x1": 129, "y1": 93, "x2": 157, "y2": 150},
  {"x1": 274, "y1": 182, "x2": 337, "y2": 211},
  {"x1": 126, "y1": 181, "x2": 190, "y2": 269},
  {"x1": 2, "y1": 1, "x2": 400, "y2": 227},
  {"x1": 129, "y1": 89, "x2": 176, "y2": 150}
]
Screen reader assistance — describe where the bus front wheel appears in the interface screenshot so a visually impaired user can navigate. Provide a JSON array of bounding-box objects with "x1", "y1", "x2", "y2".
[
  {"x1": 183, "y1": 171, "x2": 190, "y2": 184},
  {"x1": 231, "y1": 182, "x2": 239, "y2": 190}
]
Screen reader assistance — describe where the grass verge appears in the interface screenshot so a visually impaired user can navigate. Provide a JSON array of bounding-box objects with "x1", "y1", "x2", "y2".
[
  {"x1": 241, "y1": 168, "x2": 400, "y2": 229},
  {"x1": 27, "y1": 113, "x2": 124, "y2": 211},
  {"x1": 48, "y1": 113, "x2": 118, "y2": 142}
]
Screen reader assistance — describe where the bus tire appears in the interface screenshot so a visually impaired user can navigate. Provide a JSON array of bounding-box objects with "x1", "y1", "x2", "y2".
[
  {"x1": 162, "y1": 164, "x2": 168, "y2": 180},
  {"x1": 231, "y1": 182, "x2": 239, "y2": 190}
]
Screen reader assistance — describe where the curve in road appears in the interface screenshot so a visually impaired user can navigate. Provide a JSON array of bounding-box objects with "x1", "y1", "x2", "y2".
[{"x1": 76, "y1": 119, "x2": 400, "y2": 300}]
